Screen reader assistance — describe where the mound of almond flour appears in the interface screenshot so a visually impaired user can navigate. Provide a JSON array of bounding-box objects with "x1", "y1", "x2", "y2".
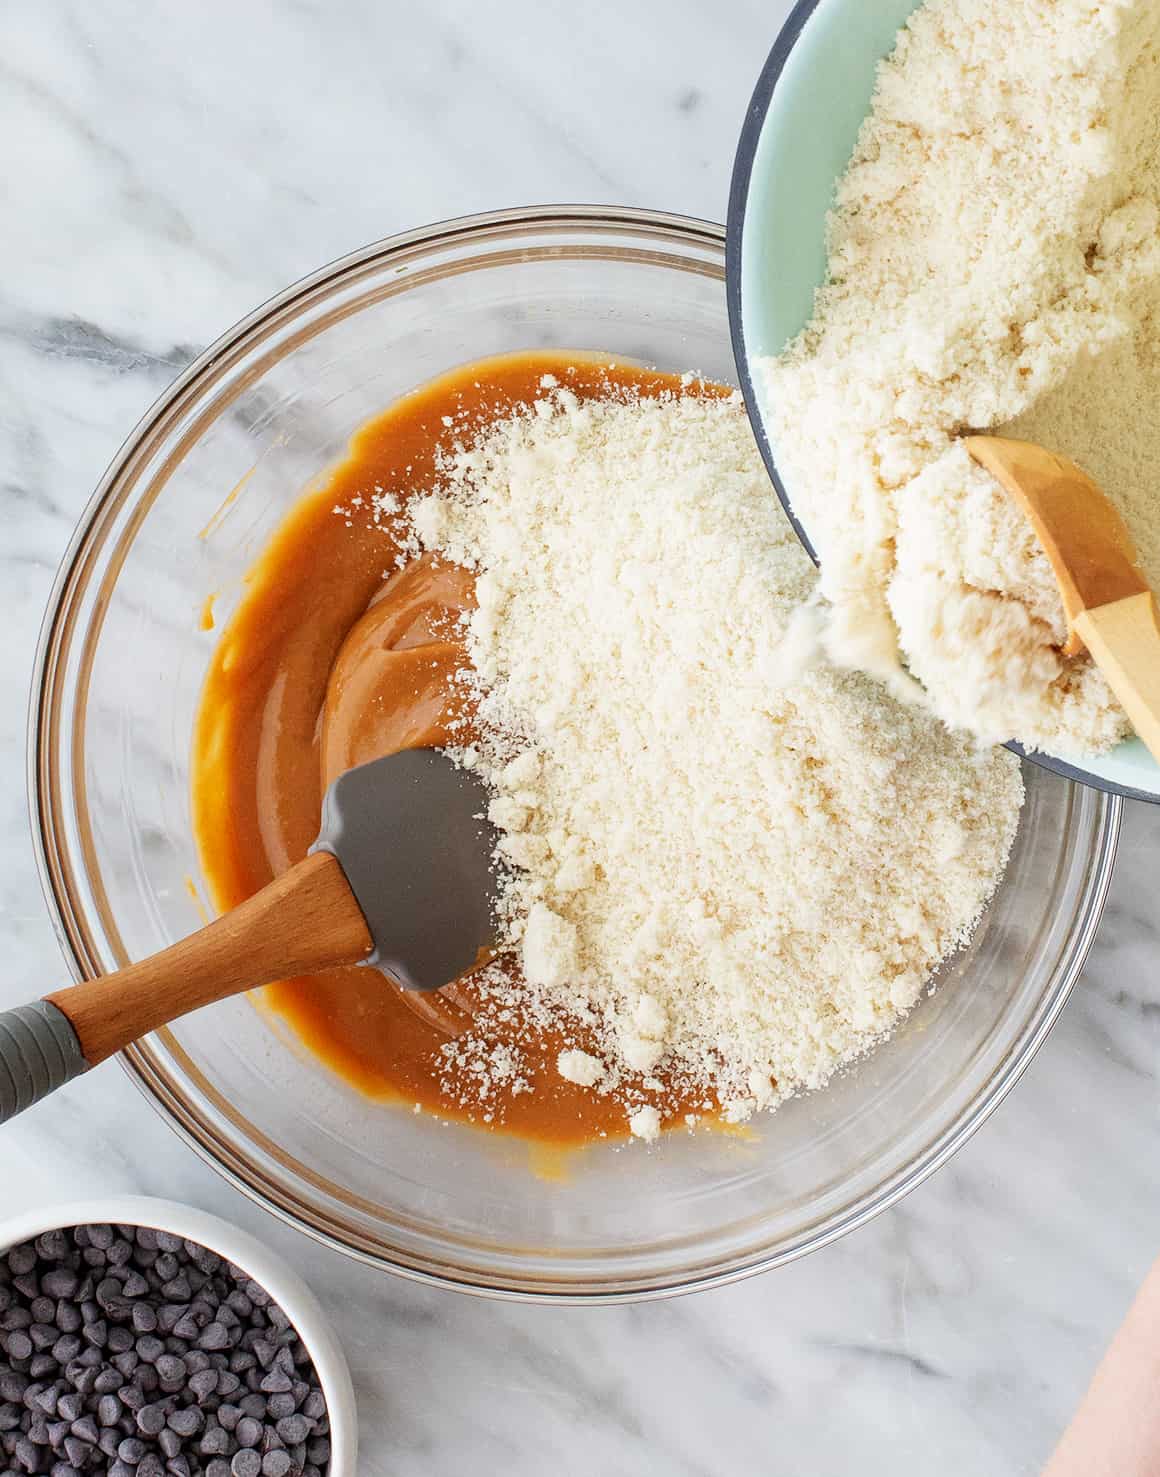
[
  {"x1": 407, "y1": 388, "x2": 1023, "y2": 1137},
  {"x1": 761, "y1": 0, "x2": 1160, "y2": 756}
]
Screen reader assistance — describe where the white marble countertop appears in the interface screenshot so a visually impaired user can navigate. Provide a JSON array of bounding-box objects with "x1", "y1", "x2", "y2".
[{"x1": 1, "y1": 2, "x2": 1158, "y2": 1473}]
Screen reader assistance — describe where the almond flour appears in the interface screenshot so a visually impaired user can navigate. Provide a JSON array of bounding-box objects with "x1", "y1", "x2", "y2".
[
  {"x1": 761, "y1": 0, "x2": 1160, "y2": 756},
  {"x1": 407, "y1": 388, "x2": 1023, "y2": 1135}
]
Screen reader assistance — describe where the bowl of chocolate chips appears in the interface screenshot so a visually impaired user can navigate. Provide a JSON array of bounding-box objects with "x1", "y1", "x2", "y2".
[{"x1": 0, "y1": 1198, "x2": 355, "y2": 1477}]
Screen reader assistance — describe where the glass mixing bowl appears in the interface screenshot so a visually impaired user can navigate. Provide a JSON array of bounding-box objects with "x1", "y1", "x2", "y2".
[{"x1": 31, "y1": 206, "x2": 1120, "y2": 1301}]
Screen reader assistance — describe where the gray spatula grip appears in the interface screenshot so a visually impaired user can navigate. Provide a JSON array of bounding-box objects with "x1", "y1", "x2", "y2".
[{"x1": 0, "y1": 1001, "x2": 89, "y2": 1125}]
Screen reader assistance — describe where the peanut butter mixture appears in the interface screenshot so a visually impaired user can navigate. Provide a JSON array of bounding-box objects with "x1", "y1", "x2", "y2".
[{"x1": 193, "y1": 353, "x2": 713, "y2": 1146}]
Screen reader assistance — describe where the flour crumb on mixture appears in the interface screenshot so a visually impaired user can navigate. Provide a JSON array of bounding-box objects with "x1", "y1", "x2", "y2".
[
  {"x1": 406, "y1": 387, "x2": 1023, "y2": 1142},
  {"x1": 629, "y1": 1106, "x2": 662, "y2": 1144},
  {"x1": 762, "y1": 0, "x2": 1160, "y2": 757},
  {"x1": 557, "y1": 1049, "x2": 605, "y2": 1087}
]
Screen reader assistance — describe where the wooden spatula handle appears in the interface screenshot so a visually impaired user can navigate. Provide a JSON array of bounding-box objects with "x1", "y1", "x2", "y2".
[
  {"x1": 1072, "y1": 592, "x2": 1160, "y2": 766},
  {"x1": 0, "y1": 852, "x2": 371, "y2": 1127},
  {"x1": 45, "y1": 851, "x2": 372, "y2": 1068}
]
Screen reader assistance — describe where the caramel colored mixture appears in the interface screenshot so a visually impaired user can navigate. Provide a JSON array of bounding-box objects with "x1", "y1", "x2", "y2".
[{"x1": 193, "y1": 352, "x2": 717, "y2": 1146}]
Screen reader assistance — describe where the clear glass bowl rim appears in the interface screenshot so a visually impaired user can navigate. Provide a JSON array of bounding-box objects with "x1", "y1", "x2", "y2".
[{"x1": 27, "y1": 205, "x2": 1123, "y2": 1303}]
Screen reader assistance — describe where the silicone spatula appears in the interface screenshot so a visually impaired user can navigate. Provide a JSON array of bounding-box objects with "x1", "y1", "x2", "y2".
[{"x1": 0, "y1": 748, "x2": 496, "y2": 1124}]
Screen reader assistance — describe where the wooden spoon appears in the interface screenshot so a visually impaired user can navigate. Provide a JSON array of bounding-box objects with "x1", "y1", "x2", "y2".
[
  {"x1": 966, "y1": 435, "x2": 1160, "y2": 763},
  {"x1": 0, "y1": 749, "x2": 496, "y2": 1125}
]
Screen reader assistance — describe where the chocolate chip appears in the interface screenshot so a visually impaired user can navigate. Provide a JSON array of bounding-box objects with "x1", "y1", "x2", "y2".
[
  {"x1": 198, "y1": 1424, "x2": 230, "y2": 1457},
  {"x1": 8, "y1": 1247, "x2": 36, "y2": 1276},
  {"x1": 135, "y1": 1403, "x2": 168, "y2": 1437},
  {"x1": 97, "y1": 1394, "x2": 122, "y2": 1427},
  {"x1": 54, "y1": 1393, "x2": 82, "y2": 1425},
  {"x1": 35, "y1": 1385, "x2": 63, "y2": 1417},
  {"x1": 96, "y1": 1277, "x2": 124, "y2": 1308},
  {"x1": 63, "y1": 1435, "x2": 92, "y2": 1467},
  {"x1": 0, "y1": 1373, "x2": 28, "y2": 1402},
  {"x1": 40, "y1": 1269, "x2": 77, "y2": 1302},
  {"x1": 69, "y1": 1367, "x2": 98, "y2": 1398},
  {"x1": 29, "y1": 1297, "x2": 54, "y2": 1325},
  {"x1": 186, "y1": 1370, "x2": 217, "y2": 1405},
  {"x1": 274, "y1": 1415, "x2": 309, "y2": 1446},
  {"x1": 168, "y1": 1407, "x2": 205, "y2": 1439},
  {"x1": 234, "y1": 1416, "x2": 262, "y2": 1450},
  {"x1": 51, "y1": 1335, "x2": 81, "y2": 1365},
  {"x1": 34, "y1": 1233, "x2": 68, "y2": 1264},
  {"x1": 68, "y1": 1416, "x2": 98, "y2": 1445},
  {"x1": 224, "y1": 1292, "x2": 252, "y2": 1320},
  {"x1": 54, "y1": 1302, "x2": 81, "y2": 1335},
  {"x1": 14, "y1": 1436, "x2": 40, "y2": 1471},
  {"x1": 153, "y1": 1354, "x2": 185, "y2": 1384},
  {"x1": 154, "y1": 1255, "x2": 180, "y2": 1285}
]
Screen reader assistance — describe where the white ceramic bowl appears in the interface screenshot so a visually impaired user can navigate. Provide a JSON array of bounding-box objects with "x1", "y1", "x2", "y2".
[
  {"x1": 0, "y1": 1196, "x2": 356, "y2": 1475},
  {"x1": 726, "y1": 0, "x2": 1160, "y2": 803}
]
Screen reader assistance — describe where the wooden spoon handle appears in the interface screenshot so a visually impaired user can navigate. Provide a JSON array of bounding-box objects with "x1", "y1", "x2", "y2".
[
  {"x1": 47, "y1": 850, "x2": 372, "y2": 1068},
  {"x1": 1073, "y1": 592, "x2": 1160, "y2": 766}
]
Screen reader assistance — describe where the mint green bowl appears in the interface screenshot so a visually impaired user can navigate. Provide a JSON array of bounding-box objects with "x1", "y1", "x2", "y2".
[{"x1": 726, "y1": 0, "x2": 1160, "y2": 804}]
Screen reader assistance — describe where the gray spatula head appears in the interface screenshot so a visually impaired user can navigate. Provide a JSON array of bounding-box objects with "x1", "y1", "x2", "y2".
[{"x1": 311, "y1": 749, "x2": 498, "y2": 991}]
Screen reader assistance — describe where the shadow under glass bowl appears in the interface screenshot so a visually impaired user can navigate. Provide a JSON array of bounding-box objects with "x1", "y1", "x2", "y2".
[
  {"x1": 726, "y1": 0, "x2": 1160, "y2": 804},
  {"x1": 31, "y1": 206, "x2": 1120, "y2": 1302}
]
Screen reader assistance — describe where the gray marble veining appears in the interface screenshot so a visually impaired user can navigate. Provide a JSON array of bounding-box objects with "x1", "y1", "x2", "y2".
[{"x1": 1, "y1": 3, "x2": 1157, "y2": 1473}]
